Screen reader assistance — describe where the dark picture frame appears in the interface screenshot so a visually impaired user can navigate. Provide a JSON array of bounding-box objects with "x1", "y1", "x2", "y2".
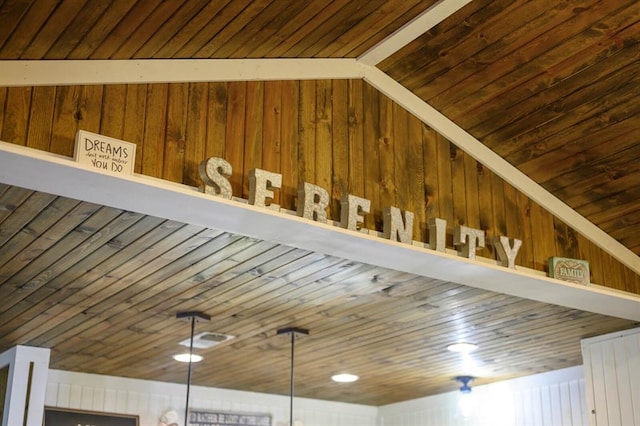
[{"x1": 44, "y1": 406, "x2": 139, "y2": 426}]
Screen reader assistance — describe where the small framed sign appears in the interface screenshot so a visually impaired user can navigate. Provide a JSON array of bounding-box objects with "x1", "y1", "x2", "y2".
[
  {"x1": 549, "y1": 257, "x2": 590, "y2": 286},
  {"x1": 44, "y1": 407, "x2": 139, "y2": 426},
  {"x1": 189, "y1": 409, "x2": 271, "y2": 426},
  {"x1": 74, "y1": 130, "x2": 136, "y2": 176}
]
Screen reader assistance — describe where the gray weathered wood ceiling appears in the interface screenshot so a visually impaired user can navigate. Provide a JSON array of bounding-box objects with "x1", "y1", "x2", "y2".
[{"x1": 1, "y1": 0, "x2": 639, "y2": 406}]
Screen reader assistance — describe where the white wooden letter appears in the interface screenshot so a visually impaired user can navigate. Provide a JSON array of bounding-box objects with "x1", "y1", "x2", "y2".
[
  {"x1": 249, "y1": 168, "x2": 282, "y2": 211},
  {"x1": 454, "y1": 225, "x2": 485, "y2": 260},
  {"x1": 494, "y1": 236, "x2": 522, "y2": 269},
  {"x1": 340, "y1": 194, "x2": 371, "y2": 231},
  {"x1": 428, "y1": 217, "x2": 447, "y2": 252},
  {"x1": 383, "y1": 206, "x2": 414, "y2": 244},
  {"x1": 198, "y1": 157, "x2": 233, "y2": 199},
  {"x1": 297, "y1": 182, "x2": 329, "y2": 223}
]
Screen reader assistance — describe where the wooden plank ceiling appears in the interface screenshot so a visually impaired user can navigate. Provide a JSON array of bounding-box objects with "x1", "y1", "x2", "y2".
[{"x1": 1, "y1": 0, "x2": 640, "y2": 406}]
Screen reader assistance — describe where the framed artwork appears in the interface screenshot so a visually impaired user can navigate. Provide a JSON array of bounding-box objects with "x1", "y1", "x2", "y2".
[{"x1": 44, "y1": 407, "x2": 139, "y2": 426}]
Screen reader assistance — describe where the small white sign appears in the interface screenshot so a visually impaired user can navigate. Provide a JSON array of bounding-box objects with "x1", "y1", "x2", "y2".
[{"x1": 74, "y1": 130, "x2": 136, "y2": 175}]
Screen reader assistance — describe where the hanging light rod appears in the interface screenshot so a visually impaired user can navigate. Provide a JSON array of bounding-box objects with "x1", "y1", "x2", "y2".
[
  {"x1": 177, "y1": 311, "x2": 210, "y2": 426},
  {"x1": 277, "y1": 327, "x2": 309, "y2": 426}
]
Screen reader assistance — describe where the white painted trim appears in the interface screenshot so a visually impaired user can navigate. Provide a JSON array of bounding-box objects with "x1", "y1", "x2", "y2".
[
  {"x1": 1, "y1": 142, "x2": 639, "y2": 321},
  {"x1": 357, "y1": 0, "x2": 473, "y2": 66},
  {"x1": 580, "y1": 325, "x2": 640, "y2": 346},
  {"x1": 0, "y1": 59, "x2": 365, "y2": 86},
  {"x1": 362, "y1": 65, "x2": 640, "y2": 277},
  {"x1": 0, "y1": 345, "x2": 51, "y2": 426}
]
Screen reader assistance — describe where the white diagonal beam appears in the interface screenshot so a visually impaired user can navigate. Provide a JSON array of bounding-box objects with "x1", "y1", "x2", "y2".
[
  {"x1": 363, "y1": 65, "x2": 640, "y2": 276},
  {"x1": 358, "y1": 0, "x2": 472, "y2": 66}
]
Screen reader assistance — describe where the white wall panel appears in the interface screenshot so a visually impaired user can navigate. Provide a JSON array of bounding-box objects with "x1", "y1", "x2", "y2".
[
  {"x1": 582, "y1": 327, "x2": 640, "y2": 426},
  {"x1": 45, "y1": 369, "x2": 377, "y2": 426},
  {"x1": 378, "y1": 366, "x2": 588, "y2": 426}
]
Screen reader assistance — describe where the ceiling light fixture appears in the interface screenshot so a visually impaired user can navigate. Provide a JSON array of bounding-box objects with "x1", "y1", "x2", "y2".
[
  {"x1": 173, "y1": 353, "x2": 203, "y2": 363},
  {"x1": 331, "y1": 373, "x2": 359, "y2": 383},
  {"x1": 176, "y1": 311, "x2": 211, "y2": 426},
  {"x1": 455, "y1": 375, "x2": 474, "y2": 393},
  {"x1": 277, "y1": 327, "x2": 309, "y2": 426},
  {"x1": 447, "y1": 342, "x2": 478, "y2": 354}
]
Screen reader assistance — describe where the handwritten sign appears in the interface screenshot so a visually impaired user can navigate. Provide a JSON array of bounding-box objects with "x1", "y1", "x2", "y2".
[
  {"x1": 189, "y1": 409, "x2": 271, "y2": 426},
  {"x1": 74, "y1": 130, "x2": 136, "y2": 176}
]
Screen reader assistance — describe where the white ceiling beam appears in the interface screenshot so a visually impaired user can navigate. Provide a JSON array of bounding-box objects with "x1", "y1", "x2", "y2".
[
  {"x1": 0, "y1": 141, "x2": 639, "y2": 321},
  {"x1": 0, "y1": 59, "x2": 365, "y2": 86},
  {"x1": 357, "y1": 0, "x2": 473, "y2": 66},
  {"x1": 363, "y1": 65, "x2": 640, "y2": 277}
]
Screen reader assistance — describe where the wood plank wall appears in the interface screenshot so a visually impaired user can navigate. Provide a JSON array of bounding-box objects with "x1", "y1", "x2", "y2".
[{"x1": 0, "y1": 81, "x2": 638, "y2": 294}]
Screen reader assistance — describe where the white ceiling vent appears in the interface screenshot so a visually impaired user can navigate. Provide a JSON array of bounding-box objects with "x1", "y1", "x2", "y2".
[{"x1": 179, "y1": 332, "x2": 234, "y2": 349}]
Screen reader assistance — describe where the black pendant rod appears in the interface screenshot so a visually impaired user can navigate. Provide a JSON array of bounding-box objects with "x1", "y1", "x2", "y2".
[
  {"x1": 185, "y1": 315, "x2": 195, "y2": 426},
  {"x1": 177, "y1": 311, "x2": 210, "y2": 426},
  {"x1": 277, "y1": 327, "x2": 309, "y2": 426}
]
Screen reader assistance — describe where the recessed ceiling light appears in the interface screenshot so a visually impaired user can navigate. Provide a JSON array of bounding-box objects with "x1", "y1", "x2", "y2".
[
  {"x1": 332, "y1": 373, "x2": 359, "y2": 383},
  {"x1": 447, "y1": 343, "x2": 478, "y2": 354},
  {"x1": 173, "y1": 353, "x2": 203, "y2": 363}
]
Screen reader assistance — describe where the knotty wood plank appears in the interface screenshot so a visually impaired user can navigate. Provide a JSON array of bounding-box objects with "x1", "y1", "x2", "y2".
[
  {"x1": 44, "y1": 0, "x2": 112, "y2": 59},
  {"x1": 20, "y1": 0, "x2": 88, "y2": 59},
  {"x1": 392, "y1": 102, "x2": 412, "y2": 232},
  {"x1": 515, "y1": 191, "x2": 534, "y2": 269},
  {"x1": 194, "y1": 0, "x2": 273, "y2": 59},
  {"x1": 347, "y1": 79, "x2": 365, "y2": 199},
  {"x1": 262, "y1": 81, "x2": 282, "y2": 205},
  {"x1": 266, "y1": 0, "x2": 351, "y2": 57},
  {"x1": 296, "y1": 0, "x2": 387, "y2": 58},
  {"x1": 0, "y1": 215, "x2": 167, "y2": 341},
  {"x1": 76, "y1": 85, "x2": 104, "y2": 135},
  {"x1": 111, "y1": 1, "x2": 182, "y2": 59},
  {"x1": 100, "y1": 85, "x2": 127, "y2": 140},
  {"x1": 423, "y1": 0, "x2": 623, "y2": 112},
  {"x1": 423, "y1": 125, "x2": 439, "y2": 221},
  {"x1": 463, "y1": 152, "x2": 481, "y2": 230},
  {"x1": 67, "y1": 0, "x2": 138, "y2": 59},
  {"x1": 435, "y1": 134, "x2": 454, "y2": 245},
  {"x1": 0, "y1": 191, "x2": 55, "y2": 247},
  {"x1": 174, "y1": 0, "x2": 252, "y2": 58},
  {"x1": 243, "y1": 81, "x2": 264, "y2": 198},
  {"x1": 362, "y1": 82, "x2": 380, "y2": 230},
  {"x1": 184, "y1": 82, "x2": 208, "y2": 187},
  {"x1": 122, "y1": 84, "x2": 147, "y2": 174},
  {"x1": 51, "y1": 86, "x2": 81, "y2": 157},
  {"x1": 298, "y1": 80, "x2": 316, "y2": 186},
  {"x1": 229, "y1": 0, "x2": 312, "y2": 58},
  {"x1": 315, "y1": 80, "x2": 333, "y2": 215},
  {"x1": 225, "y1": 81, "x2": 246, "y2": 197},
  {"x1": 378, "y1": 91, "x2": 396, "y2": 214},
  {"x1": 141, "y1": 83, "x2": 168, "y2": 178},
  {"x1": 0, "y1": 205, "x2": 123, "y2": 290},
  {"x1": 279, "y1": 80, "x2": 299, "y2": 211},
  {"x1": 26, "y1": 86, "x2": 56, "y2": 152},
  {"x1": 0, "y1": 0, "x2": 32, "y2": 50},
  {"x1": 132, "y1": 0, "x2": 211, "y2": 59},
  {"x1": 529, "y1": 201, "x2": 556, "y2": 273},
  {"x1": 319, "y1": 0, "x2": 436, "y2": 58},
  {"x1": 153, "y1": 0, "x2": 233, "y2": 58},
  {"x1": 1, "y1": 87, "x2": 31, "y2": 146},
  {"x1": 477, "y1": 163, "x2": 495, "y2": 259},
  {"x1": 0, "y1": 0, "x2": 51, "y2": 59},
  {"x1": 450, "y1": 145, "x2": 465, "y2": 228},
  {"x1": 332, "y1": 80, "x2": 350, "y2": 215},
  {"x1": 0, "y1": 186, "x2": 33, "y2": 226},
  {"x1": 163, "y1": 83, "x2": 189, "y2": 183},
  {"x1": 204, "y1": 82, "x2": 228, "y2": 160}
]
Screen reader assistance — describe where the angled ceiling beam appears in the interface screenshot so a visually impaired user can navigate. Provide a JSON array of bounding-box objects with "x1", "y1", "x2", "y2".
[
  {"x1": 357, "y1": 0, "x2": 473, "y2": 66},
  {"x1": 363, "y1": 65, "x2": 640, "y2": 276},
  {"x1": 0, "y1": 59, "x2": 365, "y2": 86}
]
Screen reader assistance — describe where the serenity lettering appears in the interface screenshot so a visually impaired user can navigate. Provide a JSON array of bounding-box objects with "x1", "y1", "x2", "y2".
[{"x1": 199, "y1": 157, "x2": 521, "y2": 269}]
